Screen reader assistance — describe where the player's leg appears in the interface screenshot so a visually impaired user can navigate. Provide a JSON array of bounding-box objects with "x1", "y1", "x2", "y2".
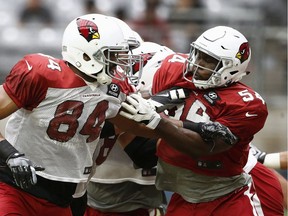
[
  {"x1": 165, "y1": 185, "x2": 266, "y2": 216},
  {"x1": 84, "y1": 206, "x2": 152, "y2": 216},
  {"x1": 0, "y1": 182, "x2": 34, "y2": 215},
  {"x1": 0, "y1": 182, "x2": 73, "y2": 216}
]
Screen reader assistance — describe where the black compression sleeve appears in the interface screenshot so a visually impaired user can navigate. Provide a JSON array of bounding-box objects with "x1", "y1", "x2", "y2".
[
  {"x1": 182, "y1": 120, "x2": 203, "y2": 133},
  {"x1": 0, "y1": 139, "x2": 19, "y2": 162},
  {"x1": 100, "y1": 121, "x2": 115, "y2": 138},
  {"x1": 124, "y1": 137, "x2": 158, "y2": 169}
]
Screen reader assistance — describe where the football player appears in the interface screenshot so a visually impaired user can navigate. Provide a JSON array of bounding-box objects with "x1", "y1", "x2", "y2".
[
  {"x1": 120, "y1": 26, "x2": 284, "y2": 215},
  {"x1": 84, "y1": 41, "x2": 174, "y2": 216},
  {"x1": 0, "y1": 14, "x2": 151, "y2": 216}
]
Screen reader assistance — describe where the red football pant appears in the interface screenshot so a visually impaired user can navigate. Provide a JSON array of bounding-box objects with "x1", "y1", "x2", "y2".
[{"x1": 0, "y1": 182, "x2": 73, "y2": 216}]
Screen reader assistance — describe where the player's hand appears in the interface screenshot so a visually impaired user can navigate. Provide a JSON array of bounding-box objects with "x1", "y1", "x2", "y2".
[
  {"x1": 249, "y1": 144, "x2": 266, "y2": 164},
  {"x1": 120, "y1": 93, "x2": 161, "y2": 129},
  {"x1": 150, "y1": 87, "x2": 190, "y2": 113},
  {"x1": 7, "y1": 153, "x2": 45, "y2": 189},
  {"x1": 200, "y1": 122, "x2": 238, "y2": 145}
]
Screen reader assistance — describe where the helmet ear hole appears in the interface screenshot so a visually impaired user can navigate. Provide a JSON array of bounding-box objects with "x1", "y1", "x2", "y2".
[{"x1": 83, "y1": 53, "x2": 91, "y2": 61}]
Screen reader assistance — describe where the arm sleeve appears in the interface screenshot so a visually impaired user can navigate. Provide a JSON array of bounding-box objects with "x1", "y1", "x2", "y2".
[{"x1": 124, "y1": 137, "x2": 158, "y2": 169}]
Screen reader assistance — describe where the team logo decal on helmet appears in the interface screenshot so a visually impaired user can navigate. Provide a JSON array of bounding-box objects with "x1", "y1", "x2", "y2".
[
  {"x1": 76, "y1": 18, "x2": 100, "y2": 42},
  {"x1": 236, "y1": 42, "x2": 250, "y2": 63}
]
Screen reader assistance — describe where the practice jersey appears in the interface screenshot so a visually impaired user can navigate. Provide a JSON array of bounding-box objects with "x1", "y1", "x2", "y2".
[
  {"x1": 90, "y1": 137, "x2": 157, "y2": 184},
  {"x1": 3, "y1": 53, "x2": 126, "y2": 183},
  {"x1": 152, "y1": 53, "x2": 268, "y2": 202}
]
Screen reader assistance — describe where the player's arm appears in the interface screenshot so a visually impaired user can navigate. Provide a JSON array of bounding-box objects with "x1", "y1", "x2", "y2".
[
  {"x1": 120, "y1": 94, "x2": 238, "y2": 157},
  {"x1": 250, "y1": 144, "x2": 287, "y2": 170},
  {"x1": 111, "y1": 87, "x2": 189, "y2": 139},
  {"x1": 0, "y1": 85, "x2": 18, "y2": 121},
  {"x1": 118, "y1": 118, "x2": 237, "y2": 167},
  {"x1": 109, "y1": 112, "x2": 159, "y2": 139},
  {"x1": 118, "y1": 132, "x2": 159, "y2": 169},
  {"x1": 0, "y1": 85, "x2": 44, "y2": 189},
  {"x1": 156, "y1": 119, "x2": 236, "y2": 157}
]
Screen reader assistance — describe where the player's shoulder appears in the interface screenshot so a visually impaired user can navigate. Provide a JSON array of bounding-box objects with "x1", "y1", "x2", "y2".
[
  {"x1": 20, "y1": 53, "x2": 64, "y2": 76},
  {"x1": 156, "y1": 53, "x2": 188, "y2": 78},
  {"x1": 162, "y1": 53, "x2": 188, "y2": 65},
  {"x1": 10, "y1": 53, "x2": 78, "y2": 89},
  {"x1": 23, "y1": 53, "x2": 62, "y2": 65},
  {"x1": 159, "y1": 53, "x2": 188, "y2": 78},
  {"x1": 215, "y1": 82, "x2": 267, "y2": 114}
]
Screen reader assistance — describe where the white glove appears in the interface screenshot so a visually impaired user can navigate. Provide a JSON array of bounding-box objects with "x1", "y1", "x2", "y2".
[{"x1": 120, "y1": 94, "x2": 161, "y2": 129}]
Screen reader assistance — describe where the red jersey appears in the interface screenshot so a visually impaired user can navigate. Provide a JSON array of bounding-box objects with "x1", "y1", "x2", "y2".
[{"x1": 153, "y1": 53, "x2": 268, "y2": 177}]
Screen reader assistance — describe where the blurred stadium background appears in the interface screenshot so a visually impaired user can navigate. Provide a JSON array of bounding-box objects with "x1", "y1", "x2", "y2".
[{"x1": 0, "y1": 0, "x2": 286, "y2": 160}]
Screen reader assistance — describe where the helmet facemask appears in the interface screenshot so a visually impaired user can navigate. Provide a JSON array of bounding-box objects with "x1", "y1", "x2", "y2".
[
  {"x1": 89, "y1": 46, "x2": 143, "y2": 85},
  {"x1": 184, "y1": 43, "x2": 235, "y2": 89}
]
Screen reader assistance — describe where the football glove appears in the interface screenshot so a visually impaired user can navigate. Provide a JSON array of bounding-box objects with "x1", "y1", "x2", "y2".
[
  {"x1": 249, "y1": 144, "x2": 267, "y2": 164},
  {"x1": 7, "y1": 153, "x2": 44, "y2": 189},
  {"x1": 200, "y1": 122, "x2": 238, "y2": 145},
  {"x1": 120, "y1": 93, "x2": 161, "y2": 129},
  {"x1": 149, "y1": 87, "x2": 190, "y2": 113},
  {"x1": 183, "y1": 120, "x2": 238, "y2": 145}
]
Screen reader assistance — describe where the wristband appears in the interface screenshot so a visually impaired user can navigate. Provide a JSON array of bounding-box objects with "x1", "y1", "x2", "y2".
[
  {"x1": 263, "y1": 153, "x2": 281, "y2": 169},
  {"x1": 0, "y1": 139, "x2": 19, "y2": 162},
  {"x1": 182, "y1": 121, "x2": 203, "y2": 133}
]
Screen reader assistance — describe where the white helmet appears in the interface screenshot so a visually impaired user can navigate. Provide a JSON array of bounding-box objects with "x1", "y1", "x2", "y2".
[
  {"x1": 130, "y1": 41, "x2": 174, "y2": 97},
  {"x1": 183, "y1": 26, "x2": 251, "y2": 89},
  {"x1": 62, "y1": 14, "x2": 141, "y2": 85},
  {"x1": 109, "y1": 17, "x2": 142, "y2": 49}
]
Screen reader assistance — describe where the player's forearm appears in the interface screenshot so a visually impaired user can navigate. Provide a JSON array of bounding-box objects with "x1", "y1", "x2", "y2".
[
  {"x1": 155, "y1": 119, "x2": 232, "y2": 157},
  {"x1": 280, "y1": 152, "x2": 287, "y2": 169},
  {"x1": 109, "y1": 114, "x2": 159, "y2": 139},
  {"x1": 0, "y1": 85, "x2": 19, "y2": 119}
]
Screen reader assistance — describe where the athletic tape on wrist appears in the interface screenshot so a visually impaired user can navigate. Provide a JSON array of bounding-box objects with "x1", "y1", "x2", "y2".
[{"x1": 263, "y1": 153, "x2": 281, "y2": 169}]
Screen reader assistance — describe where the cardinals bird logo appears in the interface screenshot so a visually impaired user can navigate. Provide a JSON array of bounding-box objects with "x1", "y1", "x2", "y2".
[
  {"x1": 236, "y1": 42, "x2": 250, "y2": 63},
  {"x1": 76, "y1": 18, "x2": 100, "y2": 42}
]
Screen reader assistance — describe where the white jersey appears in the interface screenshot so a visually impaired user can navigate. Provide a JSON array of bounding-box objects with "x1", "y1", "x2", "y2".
[
  {"x1": 3, "y1": 53, "x2": 126, "y2": 183},
  {"x1": 90, "y1": 137, "x2": 156, "y2": 185}
]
